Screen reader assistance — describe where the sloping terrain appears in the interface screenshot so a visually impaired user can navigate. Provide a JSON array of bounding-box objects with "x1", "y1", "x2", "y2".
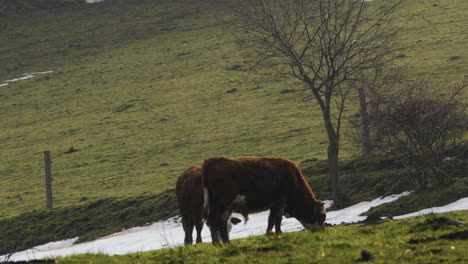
[
  {"x1": 0, "y1": 0, "x2": 466, "y2": 257},
  {"x1": 1, "y1": 0, "x2": 465, "y2": 220},
  {"x1": 57, "y1": 211, "x2": 468, "y2": 263}
]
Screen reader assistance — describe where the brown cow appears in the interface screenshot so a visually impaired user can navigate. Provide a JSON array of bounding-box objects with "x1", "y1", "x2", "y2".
[
  {"x1": 176, "y1": 165, "x2": 242, "y2": 245},
  {"x1": 202, "y1": 157, "x2": 326, "y2": 244}
]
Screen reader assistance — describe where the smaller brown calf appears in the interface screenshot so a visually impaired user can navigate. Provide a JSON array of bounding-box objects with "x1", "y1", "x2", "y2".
[{"x1": 176, "y1": 165, "x2": 241, "y2": 245}]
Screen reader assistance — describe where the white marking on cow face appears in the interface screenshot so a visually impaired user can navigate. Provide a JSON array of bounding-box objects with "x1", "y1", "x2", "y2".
[
  {"x1": 320, "y1": 205, "x2": 326, "y2": 214},
  {"x1": 317, "y1": 203, "x2": 326, "y2": 228}
]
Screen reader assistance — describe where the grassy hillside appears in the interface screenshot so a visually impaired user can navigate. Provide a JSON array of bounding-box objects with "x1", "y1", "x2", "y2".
[
  {"x1": 1, "y1": 0, "x2": 465, "y2": 220},
  {"x1": 0, "y1": 0, "x2": 82, "y2": 16},
  {"x1": 392, "y1": 0, "x2": 467, "y2": 83},
  {"x1": 0, "y1": 0, "x2": 466, "y2": 255},
  {"x1": 56, "y1": 211, "x2": 468, "y2": 263},
  {"x1": 0, "y1": 0, "x2": 328, "y2": 219}
]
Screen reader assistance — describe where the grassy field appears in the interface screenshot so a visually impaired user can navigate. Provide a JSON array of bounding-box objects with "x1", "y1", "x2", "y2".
[
  {"x1": 0, "y1": 0, "x2": 330, "y2": 219},
  {"x1": 55, "y1": 211, "x2": 468, "y2": 264},
  {"x1": 392, "y1": 0, "x2": 467, "y2": 82},
  {"x1": 0, "y1": 0, "x2": 466, "y2": 257},
  {"x1": 1, "y1": 0, "x2": 465, "y2": 220}
]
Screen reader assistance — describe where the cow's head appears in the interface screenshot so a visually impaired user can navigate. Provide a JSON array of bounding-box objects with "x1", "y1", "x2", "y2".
[
  {"x1": 300, "y1": 201, "x2": 326, "y2": 231},
  {"x1": 226, "y1": 216, "x2": 242, "y2": 232}
]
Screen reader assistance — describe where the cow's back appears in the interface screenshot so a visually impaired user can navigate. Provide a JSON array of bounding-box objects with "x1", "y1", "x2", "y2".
[
  {"x1": 176, "y1": 165, "x2": 203, "y2": 216},
  {"x1": 202, "y1": 157, "x2": 299, "y2": 212}
]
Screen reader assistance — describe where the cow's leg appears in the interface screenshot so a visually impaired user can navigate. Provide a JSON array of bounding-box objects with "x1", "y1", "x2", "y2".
[
  {"x1": 208, "y1": 208, "x2": 222, "y2": 245},
  {"x1": 267, "y1": 199, "x2": 285, "y2": 235},
  {"x1": 274, "y1": 206, "x2": 285, "y2": 234},
  {"x1": 266, "y1": 209, "x2": 278, "y2": 235},
  {"x1": 219, "y1": 210, "x2": 231, "y2": 243},
  {"x1": 182, "y1": 215, "x2": 194, "y2": 245},
  {"x1": 195, "y1": 220, "x2": 203, "y2": 243},
  {"x1": 209, "y1": 225, "x2": 220, "y2": 244},
  {"x1": 193, "y1": 204, "x2": 204, "y2": 244}
]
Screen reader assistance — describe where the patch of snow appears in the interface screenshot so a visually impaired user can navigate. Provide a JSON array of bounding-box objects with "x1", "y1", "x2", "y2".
[
  {"x1": 325, "y1": 192, "x2": 411, "y2": 225},
  {"x1": 5, "y1": 192, "x2": 467, "y2": 262},
  {"x1": 393, "y1": 197, "x2": 468, "y2": 219},
  {"x1": 228, "y1": 193, "x2": 411, "y2": 238},
  {"x1": 5, "y1": 71, "x2": 53, "y2": 83},
  {"x1": 3, "y1": 217, "x2": 186, "y2": 262},
  {"x1": 0, "y1": 83, "x2": 8, "y2": 87},
  {"x1": 85, "y1": 0, "x2": 104, "y2": 3},
  {"x1": 34, "y1": 238, "x2": 79, "y2": 251}
]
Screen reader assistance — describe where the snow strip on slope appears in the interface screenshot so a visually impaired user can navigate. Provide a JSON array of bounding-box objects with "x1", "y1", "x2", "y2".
[
  {"x1": 393, "y1": 197, "x2": 468, "y2": 219},
  {"x1": 6, "y1": 192, "x2": 468, "y2": 262}
]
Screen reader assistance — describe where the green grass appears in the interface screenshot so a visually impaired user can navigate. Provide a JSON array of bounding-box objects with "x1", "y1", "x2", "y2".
[
  {"x1": 0, "y1": 0, "x2": 466, "y2": 257},
  {"x1": 0, "y1": 0, "x2": 332, "y2": 220},
  {"x1": 1, "y1": 0, "x2": 465, "y2": 221},
  {"x1": 55, "y1": 211, "x2": 468, "y2": 264},
  {"x1": 391, "y1": 0, "x2": 468, "y2": 83}
]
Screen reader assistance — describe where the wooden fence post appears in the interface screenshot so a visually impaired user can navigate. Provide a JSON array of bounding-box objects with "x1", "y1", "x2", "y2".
[{"x1": 44, "y1": 151, "x2": 52, "y2": 209}]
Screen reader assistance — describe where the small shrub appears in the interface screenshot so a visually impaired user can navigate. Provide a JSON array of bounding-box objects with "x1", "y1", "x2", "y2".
[
  {"x1": 367, "y1": 75, "x2": 466, "y2": 188},
  {"x1": 410, "y1": 214, "x2": 463, "y2": 232}
]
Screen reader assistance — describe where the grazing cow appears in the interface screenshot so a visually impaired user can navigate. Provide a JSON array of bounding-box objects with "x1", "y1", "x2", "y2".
[
  {"x1": 176, "y1": 166, "x2": 205, "y2": 245},
  {"x1": 176, "y1": 165, "x2": 242, "y2": 245},
  {"x1": 202, "y1": 157, "x2": 326, "y2": 244}
]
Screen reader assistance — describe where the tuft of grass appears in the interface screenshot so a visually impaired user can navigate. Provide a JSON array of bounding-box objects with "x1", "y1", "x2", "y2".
[{"x1": 410, "y1": 213, "x2": 465, "y2": 232}]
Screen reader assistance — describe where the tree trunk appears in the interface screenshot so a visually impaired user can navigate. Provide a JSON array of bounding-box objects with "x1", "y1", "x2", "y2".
[
  {"x1": 327, "y1": 133, "x2": 342, "y2": 207},
  {"x1": 323, "y1": 114, "x2": 343, "y2": 207},
  {"x1": 358, "y1": 86, "x2": 372, "y2": 155}
]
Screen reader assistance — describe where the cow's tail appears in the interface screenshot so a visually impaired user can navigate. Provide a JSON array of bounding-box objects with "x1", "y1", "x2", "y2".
[
  {"x1": 202, "y1": 186, "x2": 210, "y2": 220},
  {"x1": 202, "y1": 160, "x2": 211, "y2": 220}
]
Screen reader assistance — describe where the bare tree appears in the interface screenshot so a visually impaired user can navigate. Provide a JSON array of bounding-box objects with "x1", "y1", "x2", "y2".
[{"x1": 234, "y1": 0, "x2": 402, "y2": 205}]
